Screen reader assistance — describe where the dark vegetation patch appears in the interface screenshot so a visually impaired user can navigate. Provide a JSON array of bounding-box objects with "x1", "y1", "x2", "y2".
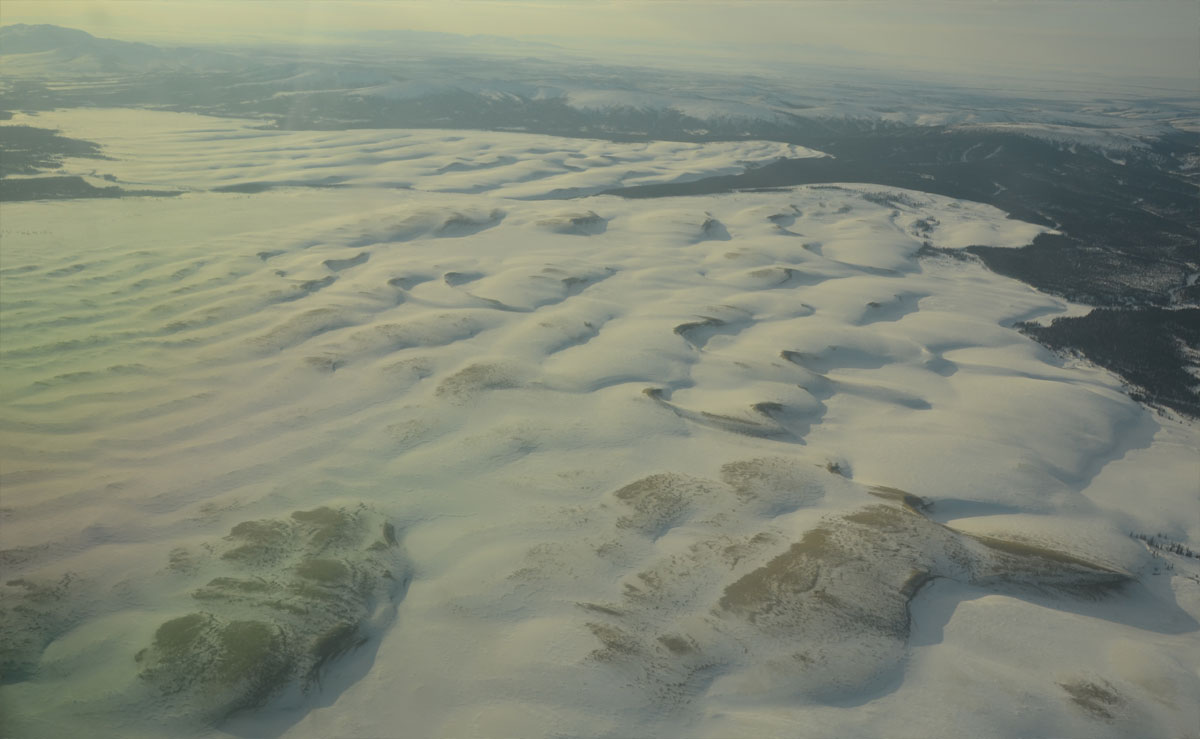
[
  {"x1": 577, "y1": 462, "x2": 1133, "y2": 704},
  {"x1": 0, "y1": 573, "x2": 78, "y2": 684},
  {"x1": 130, "y1": 504, "x2": 409, "y2": 724},
  {"x1": 969, "y1": 234, "x2": 1190, "y2": 308},
  {"x1": 0, "y1": 123, "x2": 179, "y2": 200},
  {"x1": 0, "y1": 124, "x2": 105, "y2": 176},
  {"x1": 1131, "y1": 531, "x2": 1200, "y2": 560},
  {"x1": 1060, "y1": 679, "x2": 1125, "y2": 721},
  {"x1": 1131, "y1": 531, "x2": 1200, "y2": 577},
  {"x1": 1018, "y1": 308, "x2": 1200, "y2": 418},
  {"x1": 1, "y1": 175, "x2": 120, "y2": 200}
]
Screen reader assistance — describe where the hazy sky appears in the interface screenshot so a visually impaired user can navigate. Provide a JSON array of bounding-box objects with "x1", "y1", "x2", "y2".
[{"x1": 3, "y1": 1, "x2": 1197, "y2": 82}]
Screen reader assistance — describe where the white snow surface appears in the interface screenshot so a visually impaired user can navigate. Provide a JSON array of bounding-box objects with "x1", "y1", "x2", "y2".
[
  {"x1": 6, "y1": 108, "x2": 824, "y2": 198},
  {"x1": 948, "y1": 121, "x2": 1173, "y2": 152},
  {"x1": 0, "y1": 110, "x2": 1198, "y2": 739}
]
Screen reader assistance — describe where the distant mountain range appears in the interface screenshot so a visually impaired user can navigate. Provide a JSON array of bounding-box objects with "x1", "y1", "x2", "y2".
[
  {"x1": 0, "y1": 23, "x2": 240, "y2": 74},
  {"x1": 3, "y1": 23, "x2": 1193, "y2": 151},
  {"x1": 1, "y1": 23, "x2": 147, "y2": 54}
]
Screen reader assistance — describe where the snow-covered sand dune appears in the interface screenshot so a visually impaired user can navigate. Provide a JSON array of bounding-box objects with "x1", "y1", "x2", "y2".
[
  {"x1": 1, "y1": 111, "x2": 1197, "y2": 738},
  {"x1": 5, "y1": 109, "x2": 823, "y2": 198}
]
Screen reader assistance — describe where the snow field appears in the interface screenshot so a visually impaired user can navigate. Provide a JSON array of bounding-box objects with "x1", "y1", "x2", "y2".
[{"x1": 1, "y1": 112, "x2": 1197, "y2": 738}]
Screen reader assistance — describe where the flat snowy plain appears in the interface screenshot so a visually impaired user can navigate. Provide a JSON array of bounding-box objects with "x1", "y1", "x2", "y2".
[{"x1": 1, "y1": 109, "x2": 1198, "y2": 738}]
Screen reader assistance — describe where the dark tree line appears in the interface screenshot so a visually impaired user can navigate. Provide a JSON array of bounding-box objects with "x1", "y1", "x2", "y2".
[{"x1": 1018, "y1": 308, "x2": 1200, "y2": 419}]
